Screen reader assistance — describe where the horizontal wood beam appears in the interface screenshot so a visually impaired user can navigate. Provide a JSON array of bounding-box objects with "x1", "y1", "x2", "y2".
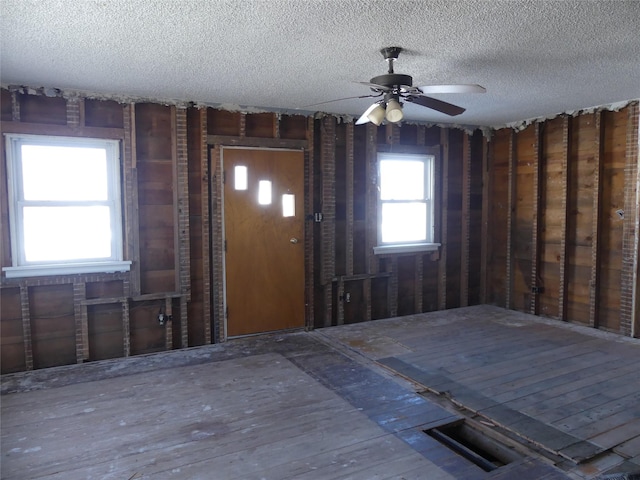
[
  {"x1": 332, "y1": 272, "x2": 392, "y2": 282},
  {"x1": 0, "y1": 121, "x2": 125, "y2": 139},
  {"x1": 207, "y1": 134, "x2": 307, "y2": 150},
  {"x1": 81, "y1": 297, "x2": 129, "y2": 306},
  {"x1": 80, "y1": 292, "x2": 186, "y2": 305}
]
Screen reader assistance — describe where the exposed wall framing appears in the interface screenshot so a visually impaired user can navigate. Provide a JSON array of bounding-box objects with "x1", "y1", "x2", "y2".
[
  {"x1": 1, "y1": 87, "x2": 637, "y2": 374},
  {"x1": 488, "y1": 102, "x2": 639, "y2": 336}
]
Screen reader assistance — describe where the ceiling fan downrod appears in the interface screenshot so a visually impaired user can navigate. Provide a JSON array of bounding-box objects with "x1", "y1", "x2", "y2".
[{"x1": 381, "y1": 46, "x2": 402, "y2": 74}]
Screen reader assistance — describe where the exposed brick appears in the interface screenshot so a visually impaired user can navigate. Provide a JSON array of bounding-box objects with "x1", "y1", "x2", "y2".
[
  {"x1": 589, "y1": 112, "x2": 603, "y2": 328},
  {"x1": 529, "y1": 123, "x2": 542, "y2": 315},
  {"x1": 19, "y1": 285, "x2": 33, "y2": 370},
  {"x1": 73, "y1": 282, "x2": 88, "y2": 363},
  {"x1": 620, "y1": 102, "x2": 639, "y2": 336},
  {"x1": 320, "y1": 117, "x2": 336, "y2": 327}
]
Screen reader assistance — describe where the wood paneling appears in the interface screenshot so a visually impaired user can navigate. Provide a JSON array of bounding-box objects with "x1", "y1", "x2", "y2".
[
  {"x1": 397, "y1": 255, "x2": 416, "y2": 316},
  {"x1": 512, "y1": 125, "x2": 537, "y2": 311},
  {"x1": 468, "y1": 131, "x2": 484, "y2": 305},
  {"x1": 129, "y1": 302, "x2": 166, "y2": 355},
  {"x1": 245, "y1": 112, "x2": 275, "y2": 138},
  {"x1": 334, "y1": 123, "x2": 347, "y2": 276},
  {"x1": 29, "y1": 284, "x2": 76, "y2": 369},
  {"x1": 488, "y1": 103, "x2": 638, "y2": 334},
  {"x1": 19, "y1": 94, "x2": 66, "y2": 125},
  {"x1": 207, "y1": 109, "x2": 240, "y2": 136},
  {"x1": 488, "y1": 129, "x2": 511, "y2": 306},
  {"x1": 1, "y1": 287, "x2": 24, "y2": 373},
  {"x1": 280, "y1": 114, "x2": 307, "y2": 140},
  {"x1": 135, "y1": 103, "x2": 173, "y2": 160},
  {"x1": 1, "y1": 88, "x2": 12, "y2": 121},
  {"x1": 422, "y1": 254, "x2": 439, "y2": 312},
  {"x1": 343, "y1": 280, "x2": 365, "y2": 324},
  {"x1": 135, "y1": 104, "x2": 176, "y2": 294},
  {"x1": 84, "y1": 99, "x2": 124, "y2": 128},
  {"x1": 187, "y1": 106, "x2": 207, "y2": 347},
  {"x1": 371, "y1": 276, "x2": 389, "y2": 320},
  {"x1": 566, "y1": 114, "x2": 598, "y2": 323},
  {"x1": 445, "y1": 129, "x2": 463, "y2": 309},
  {"x1": 86, "y1": 280, "x2": 124, "y2": 299},
  {"x1": 87, "y1": 304, "x2": 124, "y2": 361},
  {"x1": 538, "y1": 117, "x2": 565, "y2": 318},
  {"x1": 597, "y1": 110, "x2": 627, "y2": 331}
]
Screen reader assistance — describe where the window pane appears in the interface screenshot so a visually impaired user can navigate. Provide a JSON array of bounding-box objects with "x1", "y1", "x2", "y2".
[
  {"x1": 21, "y1": 145, "x2": 108, "y2": 201},
  {"x1": 380, "y1": 160, "x2": 424, "y2": 200},
  {"x1": 23, "y1": 206, "x2": 112, "y2": 262},
  {"x1": 282, "y1": 194, "x2": 295, "y2": 217},
  {"x1": 234, "y1": 165, "x2": 248, "y2": 190},
  {"x1": 381, "y1": 203, "x2": 427, "y2": 243},
  {"x1": 258, "y1": 180, "x2": 272, "y2": 205}
]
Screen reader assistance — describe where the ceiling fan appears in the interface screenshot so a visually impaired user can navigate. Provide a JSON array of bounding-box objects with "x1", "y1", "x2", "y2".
[{"x1": 305, "y1": 46, "x2": 485, "y2": 125}]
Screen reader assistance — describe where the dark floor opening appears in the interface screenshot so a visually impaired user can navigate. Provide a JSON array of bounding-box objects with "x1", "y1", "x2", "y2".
[{"x1": 426, "y1": 420, "x2": 522, "y2": 472}]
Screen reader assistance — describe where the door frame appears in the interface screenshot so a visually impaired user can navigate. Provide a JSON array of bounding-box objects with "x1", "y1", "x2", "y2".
[{"x1": 219, "y1": 145, "x2": 310, "y2": 340}]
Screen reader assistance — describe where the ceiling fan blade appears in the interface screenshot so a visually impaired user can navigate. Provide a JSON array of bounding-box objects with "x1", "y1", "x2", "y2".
[
  {"x1": 417, "y1": 84, "x2": 486, "y2": 94},
  {"x1": 355, "y1": 81, "x2": 392, "y2": 92},
  {"x1": 405, "y1": 95, "x2": 466, "y2": 116},
  {"x1": 298, "y1": 93, "x2": 379, "y2": 109}
]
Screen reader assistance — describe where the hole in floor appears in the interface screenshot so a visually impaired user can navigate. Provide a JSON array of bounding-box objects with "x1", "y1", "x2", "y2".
[
  {"x1": 598, "y1": 474, "x2": 640, "y2": 480},
  {"x1": 425, "y1": 420, "x2": 522, "y2": 472}
]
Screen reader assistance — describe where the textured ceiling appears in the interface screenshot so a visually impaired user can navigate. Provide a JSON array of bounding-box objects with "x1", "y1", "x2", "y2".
[{"x1": 1, "y1": 0, "x2": 639, "y2": 128}]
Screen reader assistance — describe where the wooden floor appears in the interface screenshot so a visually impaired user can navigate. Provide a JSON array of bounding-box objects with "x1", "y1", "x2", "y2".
[
  {"x1": 2, "y1": 305, "x2": 639, "y2": 479},
  {"x1": 319, "y1": 305, "x2": 640, "y2": 478},
  {"x1": 2, "y1": 350, "x2": 459, "y2": 480}
]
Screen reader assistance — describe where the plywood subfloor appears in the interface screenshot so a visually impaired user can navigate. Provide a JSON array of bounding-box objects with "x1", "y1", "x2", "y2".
[{"x1": 319, "y1": 305, "x2": 640, "y2": 478}]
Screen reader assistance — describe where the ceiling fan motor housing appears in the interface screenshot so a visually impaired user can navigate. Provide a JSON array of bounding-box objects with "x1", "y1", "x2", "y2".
[{"x1": 369, "y1": 74, "x2": 413, "y2": 89}]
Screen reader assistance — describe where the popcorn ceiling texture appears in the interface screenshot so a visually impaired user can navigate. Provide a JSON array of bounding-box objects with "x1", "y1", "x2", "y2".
[{"x1": 1, "y1": 0, "x2": 639, "y2": 127}]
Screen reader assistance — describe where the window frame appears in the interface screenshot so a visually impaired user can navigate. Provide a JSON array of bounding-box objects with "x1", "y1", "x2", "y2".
[
  {"x1": 373, "y1": 149, "x2": 440, "y2": 255},
  {"x1": 3, "y1": 133, "x2": 131, "y2": 278}
]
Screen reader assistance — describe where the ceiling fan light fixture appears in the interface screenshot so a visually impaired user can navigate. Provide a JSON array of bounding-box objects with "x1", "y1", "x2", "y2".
[
  {"x1": 367, "y1": 102, "x2": 386, "y2": 126},
  {"x1": 385, "y1": 98, "x2": 403, "y2": 123}
]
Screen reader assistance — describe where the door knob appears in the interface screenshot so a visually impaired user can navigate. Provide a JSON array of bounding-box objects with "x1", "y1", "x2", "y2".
[{"x1": 290, "y1": 237, "x2": 299, "y2": 244}]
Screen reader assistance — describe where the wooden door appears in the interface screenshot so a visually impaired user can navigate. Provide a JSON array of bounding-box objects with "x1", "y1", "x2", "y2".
[{"x1": 223, "y1": 148, "x2": 305, "y2": 337}]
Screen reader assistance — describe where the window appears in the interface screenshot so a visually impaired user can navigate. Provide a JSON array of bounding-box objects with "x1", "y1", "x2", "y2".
[
  {"x1": 282, "y1": 194, "x2": 295, "y2": 217},
  {"x1": 3, "y1": 134, "x2": 130, "y2": 278},
  {"x1": 257, "y1": 180, "x2": 272, "y2": 205},
  {"x1": 374, "y1": 152, "x2": 439, "y2": 254}
]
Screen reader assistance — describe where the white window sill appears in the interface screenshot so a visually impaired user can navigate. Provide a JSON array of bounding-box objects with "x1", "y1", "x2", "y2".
[
  {"x1": 373, "y1": 243, "x2": 441, "y2": 255},
  {"x1": 3, "y1": 261, "x2": 132, "y2": 279}
]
